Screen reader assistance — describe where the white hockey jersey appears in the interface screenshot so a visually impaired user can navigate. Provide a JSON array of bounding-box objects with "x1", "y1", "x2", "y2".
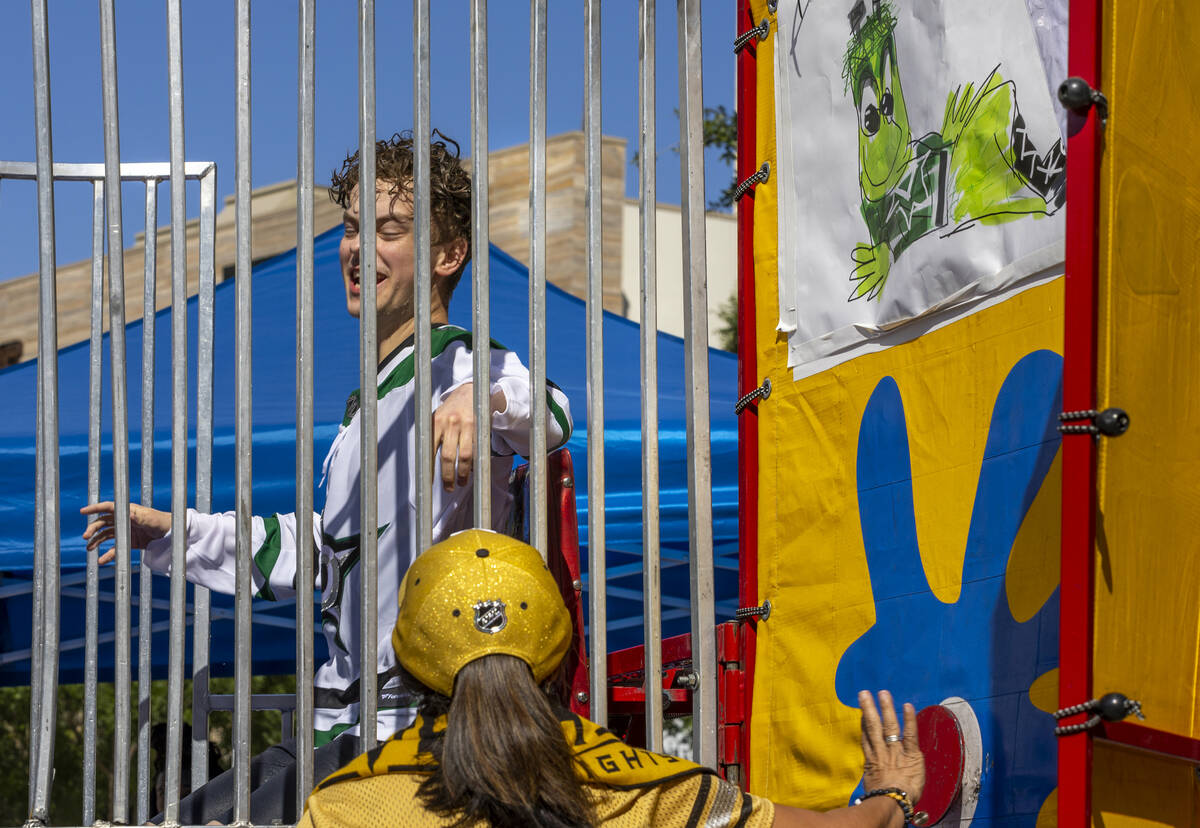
[{"x1": 144, "y1": 325, "x2": 572, "y2": 744}]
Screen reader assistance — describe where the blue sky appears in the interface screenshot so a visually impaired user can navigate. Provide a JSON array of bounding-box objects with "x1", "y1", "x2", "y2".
[{"x1": 0, "y1": 0, "x2": 739, "y2": 283}]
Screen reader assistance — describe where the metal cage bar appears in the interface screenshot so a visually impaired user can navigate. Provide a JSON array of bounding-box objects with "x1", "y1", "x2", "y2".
[
  {"x1": 233, "y1": 0, "x2": 255, "y2": 818},
  {"x1": 470, "y1": 0, "x2": 492, "y2": 530},
  {"x1": 583, "y1": 0, "x2": 608, "y2": 725},
  {"x1": 163, "y1": 0, "x2": 189, "y2": 815},
  {"x1": 295, "y1": 0, "x2": 318, "y2": 809},
  {"x1": 413, "y1": 0, "x2": 432, "y2": 553},
  {"x1": 528, "y1": 0, "x2": 549, "y2": 557},
  {"x1": 98, "y1": 1, "x2": 134, "y2": 818},
  {"x1": 136, "y1": 179, "x2": 158, "y2": 825},
  {"x1": 83, "y1": 179, "x2": 104, "y2": 826},
  {"x1": 0, "y1": 158, "x2": 217, "y2": 820},
  {"x1": 357, "y1": 0, "x2": 380, "y2": 752},
  {"x1": 638, "y1": 0, "x2": 664, "y2": 751},
  {"x1": 192, "y1": 164, "x2": 218, "y2": 795},
  {"x1": 28, "y1": 3, "x2": 59, "y2": 814},
  {"x1": 676, "y1": 0, "x2": 716, "y2": 768}
]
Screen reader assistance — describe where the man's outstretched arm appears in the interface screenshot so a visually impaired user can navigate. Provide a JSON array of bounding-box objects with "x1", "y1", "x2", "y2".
[{"x1": 81, "y1": 502, "x2": 321, "y2": 600}]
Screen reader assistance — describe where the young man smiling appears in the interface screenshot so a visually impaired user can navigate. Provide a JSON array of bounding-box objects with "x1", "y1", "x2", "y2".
[{"x1": 81, "y1": 131, "x2": 573, "y2": 822}]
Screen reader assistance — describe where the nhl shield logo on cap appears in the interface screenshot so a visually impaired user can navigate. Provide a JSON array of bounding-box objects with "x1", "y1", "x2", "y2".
[{"x1": 473, "y1": 600, "x2": 507, "y2": 634}]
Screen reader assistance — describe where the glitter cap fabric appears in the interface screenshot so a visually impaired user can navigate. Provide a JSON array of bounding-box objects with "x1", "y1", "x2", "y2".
[{"x1": 392, "y1": 528, "x2": 573, "y2": 697}]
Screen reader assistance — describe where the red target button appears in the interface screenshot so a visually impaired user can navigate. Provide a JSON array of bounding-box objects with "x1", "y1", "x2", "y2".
[{"x1": 913, "y1": 704, "x2": 965, "y2": 824}]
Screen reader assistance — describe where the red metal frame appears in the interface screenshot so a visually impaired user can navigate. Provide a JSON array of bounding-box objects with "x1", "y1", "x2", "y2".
[
  {"x1": 1058, "y1": 0, "x2": 1104, "y2": 823},
  {"x1": 603, "y1": 624, "x2": 749, "y2": 786},
  {"x1": 1097, "y1": 723, "x2": 1200, "y2": 765},
  {"x1": 734, "y1": 0, "x2": 761, "y2": 793},
  {"x1": 514, "y1": 450, "x2": 591, "y2": 719}
]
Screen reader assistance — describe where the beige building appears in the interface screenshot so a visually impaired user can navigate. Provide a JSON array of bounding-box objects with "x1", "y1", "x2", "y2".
[
  {"x1": 0, "y1": 132, "x2": 736, "y2": 366},
  {"x1": 619, "y1": 200, "x2": 737, "y2": 349}
]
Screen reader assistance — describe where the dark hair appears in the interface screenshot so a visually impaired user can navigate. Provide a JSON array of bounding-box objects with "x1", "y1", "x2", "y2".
[
  {"x1": 329, "y1": 129, "x2": 473, "y2": 295},
  {"x1": 404, "y1": 655, "x2": 595, "y2": 828}
]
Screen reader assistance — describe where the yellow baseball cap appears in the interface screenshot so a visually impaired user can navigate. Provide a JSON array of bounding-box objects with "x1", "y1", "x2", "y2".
[{"x1": 392, "y1": 528, "x2": 573, "y2": 697}]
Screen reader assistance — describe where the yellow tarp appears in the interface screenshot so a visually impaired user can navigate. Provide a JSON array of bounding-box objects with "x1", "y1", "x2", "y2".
[
  {"x1": 1091, "y1": 0, "x2": 1200, "y2": 746},
  {"x1": 748, "y1": 0, "x2": 1063, "y2": 810}
]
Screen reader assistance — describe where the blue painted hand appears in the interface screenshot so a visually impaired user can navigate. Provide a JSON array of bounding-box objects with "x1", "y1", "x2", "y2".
[{"x1": 836, "y1": 350, "x2": 1063, "y2": 823}]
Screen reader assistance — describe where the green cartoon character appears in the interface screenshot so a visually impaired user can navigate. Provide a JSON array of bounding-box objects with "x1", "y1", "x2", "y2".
[{"x1": 843, "y1": 0, "x2": 1065, "y2": 301}]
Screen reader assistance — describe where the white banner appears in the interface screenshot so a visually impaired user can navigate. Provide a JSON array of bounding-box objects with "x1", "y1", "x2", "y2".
[{"x1": 775, "y1": 0, "x2": 1068, "y2": 378}]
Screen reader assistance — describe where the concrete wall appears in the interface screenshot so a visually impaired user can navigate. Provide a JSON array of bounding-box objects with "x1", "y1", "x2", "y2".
[{"x1": 619, "y1": 200, "x2": 737, "y2": 351}]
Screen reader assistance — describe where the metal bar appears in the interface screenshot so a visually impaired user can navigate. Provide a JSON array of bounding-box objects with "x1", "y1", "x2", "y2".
[
  {"x1": 1058, "y1": 0, "x2": 1103, "y2": 823},
  {"x1": 470, "y1": 0, "x2": 492, "y2": 529},
  {"x1": 233, "y1": 0, "x2": 254, "y2": 819},
  {"x1": 164, "y1": 0, "x2": 188, "y2": 815},
  {"x1": 83, "y1": 180, "x2": 104, "y2": 825},
  {"x1": 583, "y1": 0, "x2": 608, "y2": 726},
  {"x1": 99, "y1": 0, "x2": 133, "y2": 817},
  {"x1": 191, "y1": 165, "x2": 217, "y2": 793},
  {"x1": 28, "y1": 1, "x2": 60, "y2": 816},
  {"x1": 208, "y1": 693, "x2": 300, "y2": 712},
  {"x1": 357, "y1": 0, "x2": 379, "y2": 751},
  {"x1": 529, "y1": 0, "x2": 549, "y2": 556},
  {"x1": 413, "y1": 1, "x2": 432, "y2": 549},
  {"x1": 676, "y1": 0, "x2": 716, "y2": 769},
  {"x1": 295, "y1": 0, "x2": 317, "y2": 810},
  {"x1": 28, "y1": 333, "x2": 43, "y2": 817},
  {"x1": 136, "y1": 179, "x2": 158, "y2": 825},
  {"x1": 637, "y1": 0, "x2": 664, "y2": 752},
  {"x1": 0, "y1": 159, "x2": 214, "y2": 180}
]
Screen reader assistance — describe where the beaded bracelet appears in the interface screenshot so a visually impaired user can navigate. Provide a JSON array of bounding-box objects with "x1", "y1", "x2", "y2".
[{"x1": 854, "y1": 787, "x2": 929, "y2": 825}]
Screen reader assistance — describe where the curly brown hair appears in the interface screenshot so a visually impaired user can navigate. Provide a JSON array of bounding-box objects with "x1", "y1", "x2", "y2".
[{"x1": 329, "y1": 130, "x2": 473, "y2": 292}]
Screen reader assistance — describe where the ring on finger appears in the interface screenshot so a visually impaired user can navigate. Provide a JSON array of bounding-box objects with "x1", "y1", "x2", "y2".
[{"x1": 884, "y1": 734, "x2": 902, "y2": 743}]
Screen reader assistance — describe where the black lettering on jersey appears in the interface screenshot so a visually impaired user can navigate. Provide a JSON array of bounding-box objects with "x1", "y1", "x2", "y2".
[
  {"x1": 621, "y1": 749, "x2": 643, "y2": 770},
  {"x1": 596, "y1": 754, "x2": 619, "y2": 773}
]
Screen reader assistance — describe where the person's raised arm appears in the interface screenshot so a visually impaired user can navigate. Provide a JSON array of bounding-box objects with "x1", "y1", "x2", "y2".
[{"x1": 81, "y1": 502, "x2": 321, "y2": 601}]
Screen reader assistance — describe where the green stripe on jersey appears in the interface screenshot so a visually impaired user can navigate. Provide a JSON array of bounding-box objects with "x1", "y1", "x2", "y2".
[
  {"x1": 314, "y1": 721, "x2": 356, "y2": 748},
  {"x1": 253, "y1": 515, "x2": 283, "y2": 601},
  {"x1": 342, "y1": 326, "x2": 508, "y2": 426},
  {"x1": 546, "y1": 381, "x2": 572, "y2": 449}
]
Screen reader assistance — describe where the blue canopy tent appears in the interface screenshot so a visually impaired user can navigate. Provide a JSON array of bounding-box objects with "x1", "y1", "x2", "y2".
[{"x1": 0, "y1": 227, "x2": 739, "y2": 685}]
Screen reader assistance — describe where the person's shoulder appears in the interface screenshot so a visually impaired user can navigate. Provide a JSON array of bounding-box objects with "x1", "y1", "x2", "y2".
[
  {"x1": 304, "y1": 774, "x2": 445, "y2": 828},
  {"x1": 586, "y1": 773, "x2": 774, "y2": 828}
]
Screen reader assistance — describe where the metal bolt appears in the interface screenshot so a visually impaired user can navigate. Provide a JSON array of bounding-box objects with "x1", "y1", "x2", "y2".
[
  {"x1": 677, "y1": 671, "x2": 700, "y2": 690},
  {"x1": 561, "y1": 475, "x2": 573, "y2": 489},
  {"x1": 572, "y1": 578, "x2": 582, "y2": 592},
  {"x1": 576, "y1": 691, "x2": 589, "y2": 704},
  {"x1": 1095, "y1": 407, "x2": 1130, "y2": 437},
  {"x1": 1057, "y1": 76, "x2": 1093, "y2": 110}
]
